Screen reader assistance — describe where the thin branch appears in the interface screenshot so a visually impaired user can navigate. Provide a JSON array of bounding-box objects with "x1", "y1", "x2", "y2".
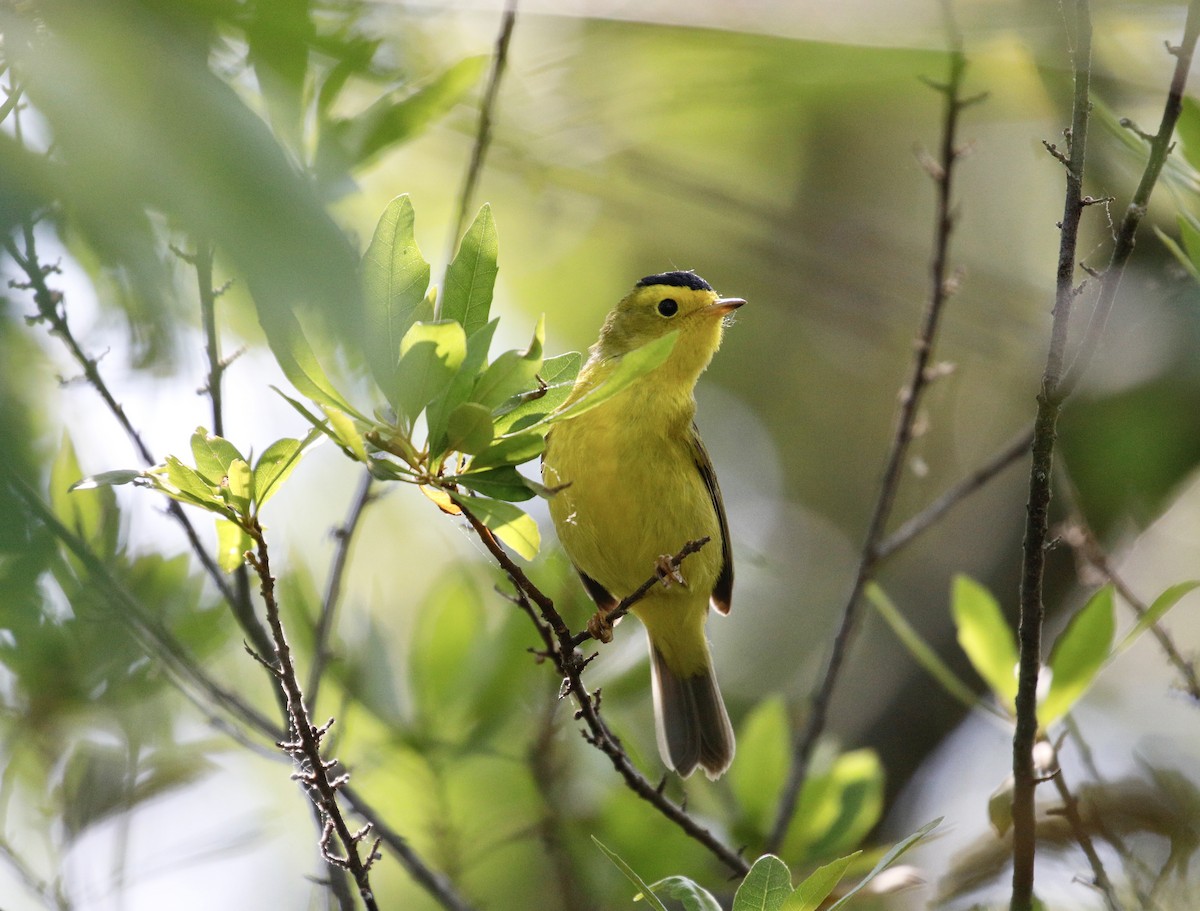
[
  {"x1": 193, "y1": 239, "x2": 226, "y2": 438},
  {"x1": 244, "y1": 518, "x2": 381, "y2": 911},
  {"x1": 1060, "y1": 518, "x2": 1200, "y2": 700},
  {"x1": 447, "y1": 0, "x2": 517, "y2": 252},
  {"x1": 875, "y1": 427, "x2": 1032, "y2": 560},
  {"x1": 766, "y1": 32, "x2": 972, "y2": 854},
  {"x1": 307, "y1": 468, "x2": 376, "y2": 705},
  {"x1": 1049, "y1": 762, "x2": 1123, "y2": 911},
  {"x1": 1012, "y1": 2, "x2": 1093, "y2": 905},
  {"x1": 4, "y1": 230, "x2": 276, "y2": 663},
  {"x1": 458, "y1": 505, "x2": 750, "y2": 876}
]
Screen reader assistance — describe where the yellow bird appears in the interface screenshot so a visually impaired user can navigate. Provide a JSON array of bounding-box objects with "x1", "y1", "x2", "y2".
[{"x1": 542, "y1": 271, "x2": 742, "y2": 779}]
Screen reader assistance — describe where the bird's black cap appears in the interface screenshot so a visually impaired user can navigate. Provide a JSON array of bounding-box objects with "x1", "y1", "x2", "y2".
[{"x1": 636, "y1": 271, "x2": 713, "y2": 292}]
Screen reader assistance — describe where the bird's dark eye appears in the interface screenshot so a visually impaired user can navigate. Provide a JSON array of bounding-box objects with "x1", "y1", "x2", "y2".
[{"x1": 657, "y1": 298, "x2": 678, "y2": 317}]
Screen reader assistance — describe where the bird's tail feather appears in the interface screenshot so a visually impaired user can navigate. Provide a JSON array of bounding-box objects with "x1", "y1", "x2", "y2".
[{"x1": 650, "y1": 642, "x2": 735, "y2": 780}]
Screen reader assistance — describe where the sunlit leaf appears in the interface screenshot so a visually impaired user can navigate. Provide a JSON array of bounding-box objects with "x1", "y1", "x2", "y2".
[
  {"x1": 190, "y1": 428, "x2": 244, "y2": 484},
  {"x1": 362, "y1": 195, "x2": 432, "y2": 406},
  {"x1": 160, "y1": 456, "x2": 223, "y2": 510},
  {"x1": 731, "y1": 855, "x2": 792, "y2": 911},
  {"x1": 1115, "y1": 580, "x2": 1200, "y2": 654},
  {"x1": 254, "y1": 430, "x2": 320, "y2": 510},
  {"x1": 428, "y1": 319, "x2": 499, "y2": 458},
  {"x1": 449, "y1": 493, "x2": 540, "y2": 560},
  {"x1": 951, "y1": 574, "x2": 1018, "y2": 709},
  {"x1": 493, "y1": 350, "x2": 583, "y2": 435},
  {"x1": 69, "y1": 470, "x2": 143, "y2": 491},
  {"x1": 592, "y1": 837, "x2": 669, "y2": 911},
  {"x1": 549, "y1": 332, "x2": 677, "y2": 425},
  {"x1": 394, "y1": 320, "x2": 467, "y2": 424},
  {"x1": 258, "y1": 301, "x2": 357, "y2": 416},
  {"x1": 1175, "y1": 97, "x2": 1200, "y2": 173},
  {"x1": 53, "y1": 432, "x2": 118, "y2": 558},
  {"x1": 1040, "y1": 586, "x2": 1115, "y2": 726},
  {"x1": 216, "y1": 517, "x2": 251, "y2": 572},
  {"x1": 442, "y1": 203, "x2": 498, "y2": 338},
  {"x1": 321, "y1": 405, "x2": 368, "y2": 464},
  {"x1": 728, "y1": 696, "x2": 790, "y2": 834},
  {"x1": 781, "y1": 854, "x2": 859, "y2": 911},
  {"x1": 471, "y1": 315, "x2": 544, "y2": 410},
  {"x1": 225, "y1": 459, "x2": 253, "y2": 514},
  {"x1": 826, "y1": 818, "x2": 940, "y2": 909},
  {"x1": 644, "y1": 876, "x2": 722, "y2": 911},
  {"x1": 784, "y1": 749, "x2": 884, "y2": 862}
]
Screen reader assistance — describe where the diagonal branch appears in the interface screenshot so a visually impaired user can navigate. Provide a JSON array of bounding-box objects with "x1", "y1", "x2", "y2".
[
  {"x1": 766, "y1": 29, "x2": 974, "y2": 854},
  {"x1": 458, "y1": 505, "x2": 749, "y2": 876}
]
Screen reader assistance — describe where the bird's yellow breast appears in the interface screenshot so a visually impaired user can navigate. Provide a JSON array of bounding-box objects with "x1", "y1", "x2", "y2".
[{"x1": 543, "y1": 380, "x2": 722, "y2": 603}]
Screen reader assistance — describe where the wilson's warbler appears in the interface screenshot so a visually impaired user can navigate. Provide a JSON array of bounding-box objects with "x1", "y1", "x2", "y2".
[{"x1": 542, "y1": 271, "x2": 743, "y2": 779}]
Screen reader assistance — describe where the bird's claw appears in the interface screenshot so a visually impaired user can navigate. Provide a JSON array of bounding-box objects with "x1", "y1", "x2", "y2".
[
  {"x1": 587, "y1": 611, "x2": 615, "y2": 644},
  {"x1": 655, "y1": 555, "x2": 687, "y2": 588}
]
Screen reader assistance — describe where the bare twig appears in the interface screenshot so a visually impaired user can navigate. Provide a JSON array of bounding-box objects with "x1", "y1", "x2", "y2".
[
  {"x1": 1012, "y1": 3, "x2": 1093, "y2": 906},
  {"x1": 875, "y1": 427, "x2": 1032, "y2": 560},
  {"x1": 767, "y1": 30, "x2": 973, "y2": 854},
  {"x1": 448, "y1": 0, "x2": 517, "y2": 252},
  {"x1": 1049, "y1": 761, "x2": 1123, "y2": 911},
  {"x1": 308, "y1": 468, "x2": 376, "y2": 704},
  {"x1": 1012, "y1": 2, "x2": 1200, "y2": 906},
  {"x1": 244, "y1": 518, "x2": 381, "y2": 911},
  {"x1": 458, "y1": 505, "x2": 749, "y2": 876}
]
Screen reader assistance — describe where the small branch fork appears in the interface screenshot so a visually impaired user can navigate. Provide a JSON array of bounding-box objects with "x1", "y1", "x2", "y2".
[
  {"x1": 243, "y1": 519, "x2": 382, "y2": 911},
  {"x1": 458, "y1": 506, "x2": 750, "y2": 876},
  {"x1": 766, "y1": 29, "x2": 976, "y2": 854}
]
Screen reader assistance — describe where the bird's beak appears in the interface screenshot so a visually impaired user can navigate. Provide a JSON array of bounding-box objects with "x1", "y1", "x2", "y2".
[{"x1": 708, "y1": 297, "x2": 746, "y2": 315}]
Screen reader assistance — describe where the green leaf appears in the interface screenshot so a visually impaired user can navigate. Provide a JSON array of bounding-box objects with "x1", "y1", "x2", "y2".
[
  {"x1": 471, "y1": 315, "x2": 545, "y2": 410},
  {"x1": 159, "y1": 456, "x2": 223, "y2": 510},
  {"x1": 493, "y1": 350, "x2": 583, "y2": 435},
  {"x1": 449, "y1": 493, "x2": 540, "y2": 560},
  {"x1": 454, "y1": 466, "x2": 536, "y2": 502},
  {"x1": 225, "y1": 459, "x2": 253, "y2": 514},
  {"x1": 321, "y1": 405, "x2": 368, "y2": 463},
  {"x1": 781, "y1": 854, "x2": 859, "y2": 911},
  {"x1": 988, "y1": 776, "x2": 1014, "y2": 836},
  {"x1": 951, "y1": 574, "x2": 1019, "y2": 709},
  {"x1": 253, "y1": 430, "x2": 320, "y2": 511},
  {"x1": 1040, "y1": 586, "x2": 1115, "y2": 726},
  {"x1": 322, "y1": 56, "x2": 487, "y2": 172},
  {"x1": 394, "y1": 320, "x2": 467, "y2": 424},
  {"x1": 783, "y1": 749, "x2": 884, "y2": 861},
  {"x1": 453, "y1": 466, "x2": 536, "y2": 502},
  {"x1": 444, "y1": 402, "x2": 495, "y2": 456},
  {"x1": 69, "y1": 470, "x2": 143, "y2": 491},
  {"x1": 827, "y1": 818, "x2": 940, "y2": 910},
  {"x1": 591, "y1": 837, "x2": 670, "y2": 911},
  {"x1": 1179, "y1": 212, "x2": 1200, "y2": 271},
  {"x1": 409, "y1": 574, "x2": 486, "y2": 732},
  {"x1": 442, "y1": 203, "x2": 498, "y2": 337},
  {"x1": 645, "y1": 877, "x2": 722, "y2": 911},
  {"x1": 53, "y1": 433, "x2": 118, "y2": 558},
  {"x1": 1175, "y1": 97, "x2": 1200, "y2": 173},
  {"x1": 427, "y1": 319, "x2": 499, "y2": 457},
  {"x1": 257, "y1": 301, "x2": 358, "y2": 416},
  {"x1": 1116, "y1": 580, "x2": 1200, "y2": 654},
  {"x1": 549, "y1": 332, "x2": 677, "y2": 425},
  {"x1": 215, "y1": 517, "x2": 251, "y2": 572},
  {"x1": 869, "y1": 583, "x2": 983, "y2": 713},
  {"x1": 1156, "y1": 220, "x2": 1200, "y2": 283},
  {"x1": 468, "y1": 431, "x2": 544, "y2": 471},
  {"x1": 190, "y1": 428, "x2": 244, "y2": 484},
  {"x1": 731, "y1": 855, "x2": 792, "y2": 911},
  {"x1": 728, "y1": 697, "x2": 790, "y2": 834},
  {"x1": 362, "y1": 195, "x2": 432, "y2": 407}
]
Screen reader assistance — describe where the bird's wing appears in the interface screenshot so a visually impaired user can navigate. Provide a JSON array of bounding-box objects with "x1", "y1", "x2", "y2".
[
  {"x1": 690, "y1": 425, "x2": 733, "y2": 615},
  {"x1": 577, "y1": 568, "x2": 618, "y2": 612}
]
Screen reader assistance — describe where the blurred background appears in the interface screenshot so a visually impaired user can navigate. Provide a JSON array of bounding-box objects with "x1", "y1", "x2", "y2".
[{"x1": 4, "y1": 0, "x2": 1200, "y2": 908}]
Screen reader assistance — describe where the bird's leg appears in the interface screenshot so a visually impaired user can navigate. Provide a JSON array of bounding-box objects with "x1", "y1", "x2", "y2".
[
  {"x1": 655, "y1": 555, "x2": 687, "y2": 588},
  {"x1": 586, "y1": 609, "x2": 616, "y2": 644}
]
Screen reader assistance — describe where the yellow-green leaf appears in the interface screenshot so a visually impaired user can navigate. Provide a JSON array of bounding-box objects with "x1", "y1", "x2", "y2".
[
  {"x1": 450, "y1": 493, "x2": 540, "y2": 560},
  {"x1": 216, "y1": 518, "x2": 251, "y2": 572},
  {"x1": 1040, "y1": 586, "x2": 1114, "y2": 727},
  {"x1": 951, "y1": 574, "x2": 1018, "y2": 709}
]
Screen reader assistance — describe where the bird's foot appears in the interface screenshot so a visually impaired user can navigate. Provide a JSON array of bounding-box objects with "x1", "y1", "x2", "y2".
[
  {"x1": 655, "y1": 555, "x2": 687, "y2": 588},
  {"x1": 587, "y1": 610, "x2": 615, "y2": 644}
]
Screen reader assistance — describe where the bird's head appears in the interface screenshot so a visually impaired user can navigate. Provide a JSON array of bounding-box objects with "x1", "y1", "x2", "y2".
[{"x1": 594, "y1": 271, "x2": 744, "y2": 383}]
